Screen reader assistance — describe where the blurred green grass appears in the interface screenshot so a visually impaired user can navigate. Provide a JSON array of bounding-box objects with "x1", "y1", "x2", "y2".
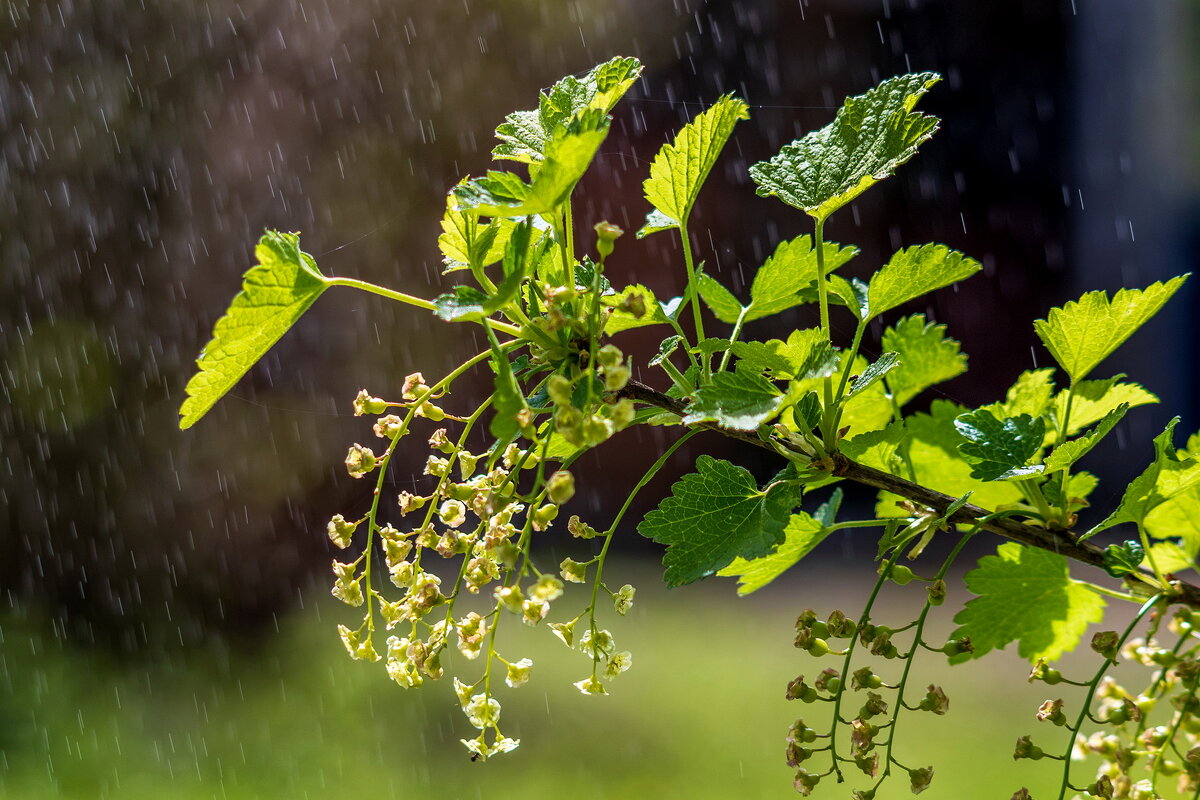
[{"x1": 0, "y1": 559, "x2": 1169, "y2": 799}]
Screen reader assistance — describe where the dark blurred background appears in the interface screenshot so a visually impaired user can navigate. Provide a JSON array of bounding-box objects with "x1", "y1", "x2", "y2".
[{"x1": 2, "y1": 1, "x2": 1198, "y2": 797}]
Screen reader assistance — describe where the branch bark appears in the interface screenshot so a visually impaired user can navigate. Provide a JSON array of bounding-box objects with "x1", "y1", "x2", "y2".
[{"x1": 610, "y1": 379, "x2": 1200, "y2": 609}]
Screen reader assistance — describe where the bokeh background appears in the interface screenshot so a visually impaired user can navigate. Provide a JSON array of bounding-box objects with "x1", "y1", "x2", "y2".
[{"x1": 2, "y1": 1, "x2": 1199, "y2": 797}]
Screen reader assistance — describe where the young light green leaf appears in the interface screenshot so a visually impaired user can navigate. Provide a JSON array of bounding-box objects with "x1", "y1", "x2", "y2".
[
  {"x1": 1043, "y1": 404, "x2": 1128, "y2": 472},
  {"x1": 180, "y1": 231, "x2": 330, "y2": 430},
  {"x1": 455, "y1": 110, "x2": 610, "y2": 217},
  {"x1": 683, "y1": 370, "x2": 788, "y2": 431},
  {"x1": 841, "y1": 422, "x2": 906, "y2": 475},
  {"x1": 493, "y1": 56, "x2": 642, "y2": 163},
  {"x1": 716, "y1": 512, "x2": 831, "y2": 595},
  {"x1": 1053, "y1": 377, "x2": 1157, "y2": 437},
  {"x1": 642, "y1": 94, "x2": 750, "y2": 233},
  {"x1": 1043, "y1": 471, "x2": 1099, "y2": 511},
  {"x1": 826, "y1": 275, "x2": 871, "y2": 321},
  {"x1": 433, "y1": 286, "x2": 489, "y2": 322},
  {"x1": 867, "y1": 244, "x2": 981, "y2": 319},
  {"x1": 744, "y1": 236, "x2": 859, "y2": 320},
  {"x1": 871, "y1": 401, "x2": 1024, "y2": 516},
  {"x1": 881, "y1": 314, "x2": 967, "y2": 406},
  {"x1": 954, "y1": 409, "x2": 1046, "y2": 481},
  {"x1": 950, "y1": 542, "x2": 1105, "y2": 663},
  {"x1": 749, "y1": 72, "x2": 941, "y2": 220},
  {"x1": 1147, "y1": 541, "x2": 1195, "y2": 575},
  {"x1": 636, "y1": 209, "x2": 678, "y2": 239},
  {"x1": 437, "y1": 190, "x2": 516, "y2": 271},
  {"x1": 1146, "y1": 487, "x2": 1200, "y2": 560},
  {"x1": 639, "y1": 456, "x2": 801, "y2": 587},
  {"x1": 602, "y1": 284, "x2": 674, "y2": 334},
  {"x1": 1033, "y1": 275, "x2": 1189, "y2": 383},
  {"x1": 730, "y1": 329, "x2": 830, "y2": 381},
  {"x1": 989, "y1": 369, "x2": 1056, "y2": 420},
  {"x1": 695, "y1": 271, "x2": 744, "y2": 324},
  {"x1": 847, "y1": 352, "x2": 900, "y2": 399},
  {"x1": 1087, "y1": 418, "x2": 1200, "y2": 538}
]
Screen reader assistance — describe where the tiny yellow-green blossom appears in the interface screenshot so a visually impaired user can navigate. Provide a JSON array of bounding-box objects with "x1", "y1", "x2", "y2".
[
  {"x1": 439, "y1": 499, "x2": 467, "y2": 528},
  {"x1": 427, "y1": 428, "x2": 453, "y2": 453},
  {"x1": 494, "y1": 585, "x2": 524, "y2": 614},
  {"x1": 331, "y1": 560, "x2": 364, "y2": 607},
  {"x1": 532, "y1": 503, "x2": 559, "y2": 531},
  {"x1": 547, "y1": 375, "x2": 573, "y2": 407},
  {"x1": 560, "y1": 557, "x2": 588, "y2": 583},
  {"x1": 567, "y1": 515, "x2": 598, "y2": 538},
  {"x1": 401, "y1": 372, "x2": 426, "y2": 399},
  {"x1": 604, "y1": 651, "x2": 632, "y2": 680},
  {"x1": 613, "y1": 584, "x2": 636, "y2": 615},
  {"x1": 573, "y1": 676, "x2": 608, "y2": 695},
  {"x1": 424, "y1": 455, "x2": 449, "y2": 478},
  {"x1": 546, "y1": 470, "x2": 576, "y2": 504},
  {"x1": 373, "y1": 414, "x2": 404, "y2": 439},
  {"x1": 353, "y1": 389, "x2": 387, "y2": 416},
  {"x1": 580, "y1": 628, "x2": 615, "y2": 659},
  {"x1": 345, "y1": 443, "x2": 378, "y2": 478},
  {"x1": 326, "y1": 514, "x2": 357, "y2": 549},
  {"x1": 522, "y1": 599, "x2": 549, "y2": 626},
  {"x1": 505, "y1": 658, "x2": 533, "y2": 688},
  {"x1": 549, "y1": 620, "x2": 576, "y2": 648},
  {"x1": 397, "y1": 491, "x2": 427, "y2": 515},
  {"x1": 532, "y1": 574, "x2": 564, "y2": 602},
  {"x1": 464, "y1": 693, "x2": 501, "y2": 729}
]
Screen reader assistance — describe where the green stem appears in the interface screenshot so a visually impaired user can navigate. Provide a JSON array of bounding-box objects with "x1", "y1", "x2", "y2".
[
  {"x1": 813, "y1": 216, "x2": 836, "y2": 448},
  {"x1": 657, "y1": 356, "x2": 694, "y2": 395},
  {"x1": 1071, "y1": 580, "x2": 1140, "y2": 603},
  {"x1": 1055, "y1": 595, "x2": 1162, "y2": 800},
  {"x1": 1138, "y1": 522, "x2": 1169, "y2": 587},
  {"x1": 1054, "y1": 382, "x2": 1077, "y2": 518},
  {"x1": 329, "y1": 276, "x2": 522, "y2": 338},
  {"x1": 678, "y1": 222, "x2": 709, "y2": 381},
  {"x1": 717, "y1": 305, "x2": 750, "y2": 373},
  {"x1": 564, "y1": 198, "x2": 577, "y2": 288}
]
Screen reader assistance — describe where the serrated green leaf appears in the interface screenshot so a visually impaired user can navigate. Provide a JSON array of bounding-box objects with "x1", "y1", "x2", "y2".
[
  {"x1": 791, "y1": 353, "x2": 890, "y2": 438},
  {"x1": 730, "y1": 328, "x2": 829, "y2": 381},
  {"x1": 847, "y1": 352, "x2": 900, "y2": 399},
  {"x1": 433, "y1": 286, "x2": 489, "y2": 322},
  {"x1": 642, "y1": 94, "x2": 749, "y2": 232},
  {"x1": 881, "y1": 314, "x2": 967, "y2": 406},
  {"x1": 826, "y1": 275, "x2": 872, "y2": 321},
  {"x1": 639, "y1": 456, "x2": 801, "y2": 587},
  {"x1": 749, "y1": 72, "x2": 941, "y2": 220},
  {"x1": 650, "y1": 335, "x2": 685, "y2": 367},
  {"x1": 637, "y1": 208, "x2": 678, "y2": 239},
  {"x1": 872, "y1": 400, "x2": 1023, "y2": 515},
  {"x1": 1088, "y1": 418, "x2": 1200, "y2": 537},
  {"x1": 1147, "y1": 541, "x2": 1195, "y2": 575},
  {"x1": 180, "y1": 231, "x2": 330, "y2": 429},
  {"x1": 455, "y1": 110, "x2": 610, "y2": 217},
  {"x1": 602, "y1": 284, "x2": 675, "y2": 334},
  {"x1": 695, "y1": 271, "x2": 744, "y2": 324},
  {"x1": 1043, "y1": 471, "x2": 1099, "y2": 511},
  {"x1": 1146, "y1": 487, "x2": 1200, "y2": 559},
  {"x1": 841, "y1": 422, "x2": 906, "y2": 474},
  {"x1": 867, "y1": 244, "x2": 981, "y2": 319},
  {"x1": 1053, "y1": 378, "x2": 1157, "y2": 437},
  {"x1": 950, "y1": 542, "x2": 1105, "y2": 663},
  {"x1": 716, "y1": 512, "x2": 831, "y2": 595},
  {"x1": 1033, "y1": 275, "x2": 1189, "y2": 383},
  {"x1": 493, "y1": 56, "x2": 642, "y2": 163},
  {"x1": 744, "y1": 235, "x2": 859, "y2": 320},
  {"x1": 1102, "y1": 540, "x2": 1144, "y2": 578},
  {"x1": 683, "y1": 370, "x2": 787, "y2": 431},
  {"x1": 990, "y1": 369, "x2": 1056, "y2": 420},
  {"x1": 437, "y1": 189, "x2": 516, "y2": 270},
  {"x1": 1043, "y1": 404, "x2": 1128, "y2": 472},
  {"x1": 954, "y1": 409, "x2": 1046, "y2": 481}
]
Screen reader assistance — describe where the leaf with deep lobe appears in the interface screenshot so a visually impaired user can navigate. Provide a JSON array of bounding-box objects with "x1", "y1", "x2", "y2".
[
  {"x1": 1088, "y1": 418, "x2": 1200, "y2": 538},
  {"x1": 180, "y1": 231, "x2": 330, "y2": 429},
  {"x1": 493, "y1": 56, "x2": 642, "y2": 163},
  {"x1": 954, "y1": 409, "x2": 1046, "y2": 481},
  {"x1": 950, "y1": 542, "x2": 1106, "y2": 663},
  {"x1": 1033, "y1": 275, "x2": 1189, "y2": 383},
  {"x1": 602, "y1": 284, "x2": 674, "y2": 334},
  {"x1": 749, "y1": 72, "x2": 941, "y2": 220},
  {"x1": 881, "y1": 314, "x2": 967, "y2": 406},
  {"x1": 847, "y1": 352, "x2": 900, "y2": 399},
  {"x1": 455, "y1": 110, "x2": 610, "y2": 217},
  {"x1": 744, "y1": 236, "x2": 859, "y2": 320},
  {"x1": 642, "y1": 95, "x2": 749, "y2": 233},
  {"x1": 717, "y1": 512, "x2": 831, "y2": 595},
  {"x1": 1052, "y1": 378, "x2": 1157, "y2": 437},
  {"x1": 639, "y1": 456, "x2": 802, "y2": 587},
  {"x1": 1043, "y1": 404, "x2": 1128, "y2": 472},
  {"x1": 695, "y1": 271, "x2": 744, "y2": 324},
  {"x1": 683, "y1": 370, "x2": 787, "y2": 431},
  {"x1": 867, "y1": 244, "x2": 982, "y2": 319}
]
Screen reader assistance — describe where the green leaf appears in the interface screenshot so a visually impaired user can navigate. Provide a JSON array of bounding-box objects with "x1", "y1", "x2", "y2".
[
  {"x1": 180, "y1": 231, "x2": 330, "y2": 429},
  {"x1": 455, "y1": 110, "x2": 610, "y2": 217},
  {"x1": 841, "y1": 422, "x2": 906, "y2": 475},
  {"x1": 437, "y1": 190, "x2": 516, "y2": 271},
  {"x1": 1043, "y1": 471, "x2": 1099, "y2": 512},
  {"x1": 1146, "y1": 487, "x2": 1200, "y2": 558},
  {"x1": 1043, "y1": 404, "x2": 1128, "y2": 472},
  {"x1": 639, "y1": 456, "x2": 801, "y2": 587},
  {"x1": 867, "y1": 244, "x2": 981, "y2": 319},
  {"x1": 954, "y1": 409, "x2": 1046, "y2": 481},
  {"x1": 636, "y1": 209, "x2": 679, "y2": 239},
  {"x1": 602, "y1": 284, "x2": 675, "y2": 334},
  {"x1": 950, "y1": 542, "x2": 1106, "y2": 663},
  {"x1": 717, "y1": 512, "x2": 831, "y2": 595},
  {"x1": 744, "y1": 236, "x2": 859, "y2": 320},
  {"x1": 990, "y1": 369, "x2": 1056, "y2": 420},
  {"x1": 695, "y1": 271, "x2": 744, "y2": 324},
  {"x1": 493, "y1": 56, "x2": 642, "y2": 163},
  {"x1": 847, "y1": 352, "x2": 900, "y2": 399},
  {"x1": 872, "y1": 400, "x2": 1023, "y2": 514},
  {"x1": 433, "y1": 286, "x2": 489, "y2": 321},
  {"x1": 1102, "y1": 540, "x2": 1145, "y2": 579},
  {"x1": 490, "y1": 371, "x2": 523, "y2": 440},
  {"x1": 881, "y1": 314, "x2": 967, "y2": 406},
  {"x1": 1088, "y1": 418, "x2": 1200, "y2": 537},
  {"x1": 825, "y1": 275, "x2": 872, "y2": 321},
  {"x1": 732, "y1": 329, "x2": 832, "y2": 381},
  {"x1": 1033, "y1": 275, "x2": 1189, "y2": 383},
  {"x1": 1147, "y1": 541, "x2": 1195, "y2": 575},
  {"x1": 642, "y1": 94, "x2": 749, "y2": 232},
  {"x1": 1053, "y1": 378, "x2": 1157, "y2": 437},
  {"x1": 683, "y1": 370, "x2": 789, "y2": 431},
  {"x1": 749, "y1": 72, "x2": 941, "y2": 220}
]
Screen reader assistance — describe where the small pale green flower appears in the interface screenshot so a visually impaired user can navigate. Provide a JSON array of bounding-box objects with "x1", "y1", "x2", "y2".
[
  {"x1": 464, "y1": 693, "x2": 501, "y2": 729},
  {"x1": 438, "y1": 499, "x2": 467, "y2": 528},
  {"x1": 522, "y1": 599, "x2": 549, "y2": 626},
  {"x1": 505, "y1": 658, "x2": 533, "y2": 688},
  {"x1": 560, "y1": 557, "x2": 587, "y2": 583},
  {"x1": 549, "y1": 620, "x2": 576, "y2": 649},
  {"x1": 353, "y1": 390, "x2": 387, "y2": 416},
  {"x1": 345, "y1": 443, "x2": 378, "y2": 478},
  {"x1": 573, "y1": 676, "x2": 607, "y2": 695},
  {"x1": 613, "y1": 584, "x2": 636, "y2": 615},
  {"x1": 603, "y1": 651, "x2": 632, "y2": 680},
  {"x1": 531, "y1": 574, "x2": 564, "y2": 603},
  {"x1": 579, "y1": 628, "x2": 615, "y2": 659},
  {"x1": 424, "y1": 455, "x2": 449, "y2": 478},
  {"x1": 373, "y1": 414, "x2": 404, "y2": 439},
  {"x1": 326, "y1": 514, "x2": 357, "y2": 549},
  {"x1": 546, "y1": 470, "x2": 575, "y2": 504}
]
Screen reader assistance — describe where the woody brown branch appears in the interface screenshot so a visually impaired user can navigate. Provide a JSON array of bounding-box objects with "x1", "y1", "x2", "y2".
[{"x1": 609, "y1": 379, "x2": 1200, "y2": 609}]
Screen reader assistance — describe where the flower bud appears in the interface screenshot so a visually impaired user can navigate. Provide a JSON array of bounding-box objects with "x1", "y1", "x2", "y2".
[
  {"x1": 908, "y1": 766, "x2": 934, "y2": 795},
  {"x1": 1013, "y1": 735, "x2": 1045, "y2": 760},
  {"x1": 941, "y1": 636, "x2": 973, "y2": 657},
  {"x1": 374, "y1": 414, "x2": 405, "y2": 439},
  {"x1": 345, "y1": 443, "x2": 378, "y2": 478},
  {"x1": 547, "y1": 375, "x2": 574, "y2": 407},
  {"x1": 886, "y1": 563, "x2": 915, "y2": 585},
  {"x1": 593, "y1": 221, "x2": 623, "y2": 259},
  {"x1": 326, "y1": 514, "x2": 358, "y2": 549},
  {"x1": 613, "y1": 584, "x2": 636, "y2": 616},
  {"x1": 547, "y1": 470, "x2": 576, "y2": 504},
  {"x1": 926, "y1": 578, "x2": 947, "y2": 606},
  {"x1": 353, "y1": 389, "x2": 388, "y2": 416}
]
